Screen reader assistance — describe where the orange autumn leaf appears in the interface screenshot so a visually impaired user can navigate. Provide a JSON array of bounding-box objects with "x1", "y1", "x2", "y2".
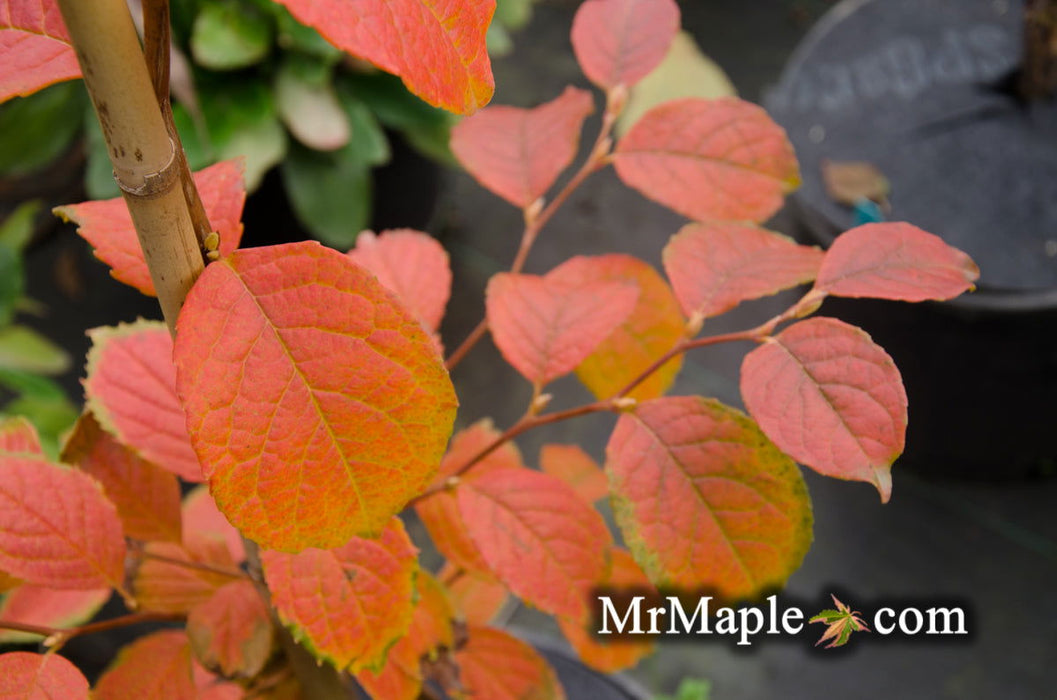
[
  {"x1": 444, "y1": 565, "x2": 508, "y2": 626},
  {"x1": 261, "y1": 517, "x2": 417, "y2": 672},
  {"x1": 0, "y1": 417, "x2": 43, "y2": 456},
  {"x1": 558, "y1": 548, "x2": 655, "y2": 673},
  {"x1": 571, "y1": 0, "x2": 680, "y2": 90},
  {"x1": 663, "y1": 222, "x2": 824, "y2": 321},
  {"x1": 416, "y1": 420, "x2": 522, "y2": 576},
  {"x1": 61, "y1": 412, "x2": 182, "y2": 543},
  {"x1": 347, "y1": 229, "x2": 452, "y2": 332},
  {"x1": 458, "y1": 467, "x2": 612, "y2": 620},
  {"x1": 0, "y1": 584, "x2": 110, "y2": 644},
  {"x1": 613, "y1": 97, "x2": 799, "y2": 223},
  {"x1": 814, "y1": 222, "x2": 979, "y2": 302},
  {"x1": 270, "y1": 0, "x2": 494, "y2": 114},
  {"x1": 451, "y1": 86, "x2": 594, "y2": 207},
  {"x1": 356, "y1": 570, "x2": 455, "y2": 700},
  {"x1": 0, "y1": 455, "x2": 126, "y2": 591},
  {"x1": 569, "y1": 254, "x2": 686, "y2": 400},
  {"x1": 539, "y1": 444, "x2": 608, "y2": 504},
  {"x1": 174, "y1": 242, "x2": 457, "y2": 551},
  {"x1": 131, "y1": 539, "x2": 237, "y2": 614},
  {"x1": 741, "y1": 317, "x2": 907, "y2": 502},
  {"x1": 456, "y1": 626, "x2": 566, "y2": 700},
  {"x1": 55, "y1": 160, "x2": 247, "y2": 296},
  {"x1": 83, "y1": 321, "x2": 203, "y2": 482},
  {"x1": 187, "y1": 580, "x2": 276, "y2": 679},
  {"x1": 0, "y1": 652, "x2": 89, "y2": 699},
  {"x1": 94, "y1": 630, "x2": 197, "y2": 700},
  {"x1": 0, "y1": 0, "x2": 80, "y2": 102},
  {"x1": 606, "y1": 396, "x2": 812, "y2": 598},
  {"x1": 486, "y1": 257, "x2": 639, "y2": 387},
  {"x1": 182, "y1": 486, "x2": 245, "y2": 565}
]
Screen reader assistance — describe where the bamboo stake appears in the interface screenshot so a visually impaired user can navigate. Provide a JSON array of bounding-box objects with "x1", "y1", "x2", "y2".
[{"x1": 56, "y1": 0, "x2": 203, "y2": 335}]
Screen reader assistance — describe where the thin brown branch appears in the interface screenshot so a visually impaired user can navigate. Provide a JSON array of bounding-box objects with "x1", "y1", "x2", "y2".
[
  {"x1": 0, "y1": 612, "x2": 185, "y2": 649},
  {"x1": 444, "y1": 91, "x2": 622, "y2": 371},
  {"x1": 137, "y1": 549, "x2": 248, "y2": 580},
  {"x1": 444, "y1": 319, "x2": 488, "y2": 371}
]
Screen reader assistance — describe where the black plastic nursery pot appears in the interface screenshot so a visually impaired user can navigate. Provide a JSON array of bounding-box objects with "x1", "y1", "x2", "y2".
[{"x1": 766, "y1": 0, "x2": 1057, "y2": 479}]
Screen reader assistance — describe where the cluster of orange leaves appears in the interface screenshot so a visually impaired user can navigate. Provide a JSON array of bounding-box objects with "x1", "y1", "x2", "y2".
[{"x1": 0, "y1": 0, "x2": 978, "y2": 697}]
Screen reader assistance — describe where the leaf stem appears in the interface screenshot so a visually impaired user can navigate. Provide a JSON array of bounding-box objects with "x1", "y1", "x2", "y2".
[
  {"x1": 423, "y1": 291, "x2": 818, "y2": 504},
  {"x1": 444, "y1": 91, "x2": 622, "y2": 372},
  {"x1": 136, "y1": 549, "x2": 248, "y2": 580},
  {"x1": 0, "y1": 612, "x2": 185, "y2": 651}
]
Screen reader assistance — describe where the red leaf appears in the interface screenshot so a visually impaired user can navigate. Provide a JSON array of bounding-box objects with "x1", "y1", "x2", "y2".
[
  {"x1": 0, "y1": 456, "x2": 126, "y2": 590},
  {"x1": 0, "y1": 571, "x2": 20, "y2": 593},
  {"x1": 571, "y1": 0, "x2": 680, "y2": 90},
  {"x1": 539, "y1": 444, "x2": 608, "y2": 504},
  {"x1": 486, "y1": 257, "x2": 639, "y2": 387},
  {"x1": 605, "y1": 396, "x2": 812, "y2": 597},
  {"x1": 94, "y1": 630, "x2": 197, "y2": 700},
  {"x1": 356, "y1": 570, "x2": 455, "y2": 700},
  {"x1": 741, "y1": 317, "x2": 906, "y2": 502},
  {"x1": 182, "y1": 486, "x2": 245, "y2": 565},
  {"x1": 613, "y1": 97, "x2": 799, "y2": 222},
  {"x1": 458, "y1": 467, "x2": 612, "y2": 620},
  {"x1": 0, "y1": 417, "x2": 42, "y2": 456},
  {"x1": 61, "y1": 413, "x2": 182, "y2": 543},
  {"x1": 451, "y1": 86, "x2": 594, "y2": 207},
  {"x1": 174, "y1": 242, "x2": 457, "y2": 551},
  {"x1": 569, "y1": 254, "x2": 686, "y2": 401},
  {"x1": 664, "y1": 222, "x2": 824, "y2": 320},
  {"x1": 416, "y1": 421, "x2": 523, "y2": 575},
  {"x1": 132, "y1": 540, "x2": 237, "y2": 614},
  {"x1": 0, "y1": 0, "x2": 79, "y2": 102},
  {"x1": 444, "y1": 565, "x2": 508, "y2": 626},
  {"x1": 0, "y1": 585, "x2": 110, "y2": 644},
  {"x1": 0, "y1": 652, "x2": 89, "y2": 700},
  {"x1": 456, "y1": 626, "x2": 566, "y2": 700},
  {"x1": 814, "y1": 222, "x2": 980, "y2": 302},
  {"x1": 269, "y1": 0, "x2": 494, "y2": 114},
  {"x1": 83, "y1": 321, "x2": 203, "y2": 482},
  {"x1": 347, "y1": 228, "x2": 452, "y2": 331},
  {"x1": 187, "y1": 580, "x2": 275, "y2": 678},
  {"x1": 261, "y1": 517, "x2": 417, "y2": 671},
  {"x1": 55, "y1": 160, "x2": 247, "y2": 297},
  {"x1": 557, "y1": 548, "x2": 655, "y2": 673}
]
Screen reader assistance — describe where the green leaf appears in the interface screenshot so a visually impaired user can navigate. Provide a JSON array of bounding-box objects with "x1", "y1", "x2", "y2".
[
  {"x1": 0, "y1": 82, "x2": 86, "y2": 177},
  {"x1": 336, "y1": 90, "x2": 391, "y2": 166},
  {"x1": 198, "y1": 75, "x2": 288, "y2": 190},
  {"x1": 495, "y1": 0, "x2": 534, "y2": 30},
  {"x1": 340, "y1": 71, "x2": 457, "y2": 161},
  {"x1": 280, "y1": 142, "x2": 371, "y2": 248},
  {"x1": 278, "y1": 87, "x2": 389, "y2": 246},
  {"x1": 0, "y1": 245, "x2": 23, "y2": 328},
  {"x1": 171, "y1": 103, "x2": 213, "y2": 171},
  {"x1": 271, "y1": 4, "x2": 342, "y2": 62},
  {"x1": 655, "y1": 678, "x2": 712, "y2": 700},
  {"x1": 191, "y1": 0, "x2": 274, "y2": 71},
  {"x1": 0, "y1": 201, "x2": 40, "y2": 252},
  {"x1": 0, "y1": 326, "x2": 71, "y2": 376},
  {"x1": 810, "y1": 595, "x2": 870, "y2": 648},
  {"x1": 276, "y1": 55, "x2": 350, "y2": 151},
  {"x1": 0, "y1": 369, "x2": 68, "y2": 401}
]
